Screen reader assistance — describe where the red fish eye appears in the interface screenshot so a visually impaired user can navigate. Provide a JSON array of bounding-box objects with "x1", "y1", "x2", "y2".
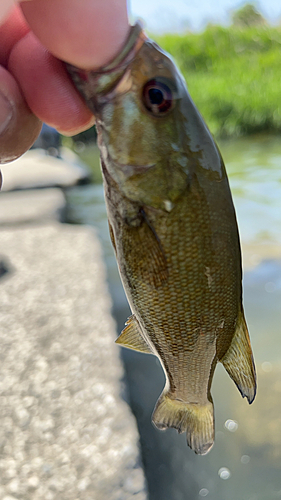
[{"x1": 142, "y1": 79, "x2": 173, "y2": 115}]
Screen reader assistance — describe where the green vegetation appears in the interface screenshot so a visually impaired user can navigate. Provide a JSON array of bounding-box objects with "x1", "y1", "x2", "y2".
[
  {"x1": 231, "y1": 3, "x2": 267, "y2": 28},
  {"x1": 156, "y1": 19, "x2": 281, "y2": 137}
]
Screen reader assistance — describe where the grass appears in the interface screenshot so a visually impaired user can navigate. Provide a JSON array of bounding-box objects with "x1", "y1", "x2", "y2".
[{"x1": 156, "y1": 25, "x2": 281, "y2": 137}]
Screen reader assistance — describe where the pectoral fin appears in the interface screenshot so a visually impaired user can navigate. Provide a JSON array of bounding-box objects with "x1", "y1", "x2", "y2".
[
  {"x1": 115, "y1": 315, "x2": 152, "y2": 354},
  {"x1": 221, "y1": 311, "x2": 256, "y2": 404},
  {"x1": 122, "y1": 208, "x2": 168, "y2": 288}
]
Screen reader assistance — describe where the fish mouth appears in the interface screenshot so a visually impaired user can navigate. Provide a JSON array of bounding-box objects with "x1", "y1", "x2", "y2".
[{"x1": 103, "y1": 150, "x2": 156, "y2": 178}]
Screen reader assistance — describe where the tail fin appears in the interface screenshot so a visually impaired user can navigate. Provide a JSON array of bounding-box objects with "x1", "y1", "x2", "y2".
[{"x1": 152, "y1": 392, "x2": 214, "y2": 455}]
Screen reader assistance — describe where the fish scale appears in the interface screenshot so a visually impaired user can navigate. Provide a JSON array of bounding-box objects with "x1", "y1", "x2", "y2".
[{"x1": 66, "y1": 21, "x2": 256, "y2": 455}]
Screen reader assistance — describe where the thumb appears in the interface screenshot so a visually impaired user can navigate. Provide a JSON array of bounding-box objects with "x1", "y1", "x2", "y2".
[{"x1": 0, "y1": 66, "x2": 41, "y2": 166}]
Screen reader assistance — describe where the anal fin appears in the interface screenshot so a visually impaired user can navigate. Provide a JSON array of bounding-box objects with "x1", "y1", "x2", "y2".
[
  {"x1": 115, "y1": 315, "x2": 152, "y2": 354},
  {"x1": 221, "y1": 310, "x2": 256, "y2": 404}
]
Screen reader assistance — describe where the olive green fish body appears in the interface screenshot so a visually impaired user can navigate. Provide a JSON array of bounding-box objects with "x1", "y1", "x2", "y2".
[
  {"x1": 104, "y1": 158, "x2": 252, "y2": 454},
  {"x1": 66, "y1": 23, "x2": 256, "y2": 455}
]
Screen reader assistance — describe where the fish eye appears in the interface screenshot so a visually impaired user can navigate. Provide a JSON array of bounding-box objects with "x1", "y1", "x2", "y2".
[{"x1": 142, "y1": 79, "x2": 173, "y2": 115}]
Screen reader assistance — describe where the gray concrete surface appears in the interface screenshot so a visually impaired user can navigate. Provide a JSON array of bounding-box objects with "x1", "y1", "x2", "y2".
[
  {"x1": 1, "y1": 148, "x2": 90, "y2": 192},
  {"x1": 0, "y1": 152, "x2": 147, "y2": 500},
  {"x1": 0, "y1": 189, "x2": 66, "y2": 226},
  {"x1": 0, "y1": 223, "x2": 147, "y2": 500}
]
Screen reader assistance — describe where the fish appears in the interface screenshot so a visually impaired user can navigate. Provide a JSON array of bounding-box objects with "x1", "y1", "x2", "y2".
[{"x1": 66, "y1": 22, "x2": 256, "y2": 455}]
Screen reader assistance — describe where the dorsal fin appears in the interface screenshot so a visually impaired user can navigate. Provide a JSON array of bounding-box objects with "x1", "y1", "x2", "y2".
[
  {"x1": 221, "y1": 310, "x2": 256, "y2": 404},
  {"x1": 115, "y1": 315, "x2": 152, "y2": 354}
]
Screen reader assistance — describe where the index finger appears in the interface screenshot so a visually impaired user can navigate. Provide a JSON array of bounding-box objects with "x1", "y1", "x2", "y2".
[
  {"x1": 21, "y1": 0, "x2": 130, "y2": 69},
  {"x1": 0, "y1": 5, "x2": 29, "y2": 66}
]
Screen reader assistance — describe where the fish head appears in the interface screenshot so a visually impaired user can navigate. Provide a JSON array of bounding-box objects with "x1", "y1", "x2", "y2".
[{"x1": 67, "y1": 24, "x2": 224, "y2": 211}]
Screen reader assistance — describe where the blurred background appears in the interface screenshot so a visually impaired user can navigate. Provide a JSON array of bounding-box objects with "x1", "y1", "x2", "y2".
[{"x1": 2, "y1": 2, "x2": 281, "y2": 500}]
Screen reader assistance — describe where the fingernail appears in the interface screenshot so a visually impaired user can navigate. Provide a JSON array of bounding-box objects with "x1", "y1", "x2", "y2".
[{"x1": 0, "y1": 92, "x2": 13, "y2": 135}]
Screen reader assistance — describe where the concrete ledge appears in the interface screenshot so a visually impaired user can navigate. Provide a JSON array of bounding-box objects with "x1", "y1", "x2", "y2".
[
  {"x1": 1, "y1": 148, "x2": 91, "y2": 192},
  {"x1": 0, "y1": 189, "x2": 66, "y2": 226},
  {"x1": 0, "y1": 223, "x2": 147, "y2": 500}
]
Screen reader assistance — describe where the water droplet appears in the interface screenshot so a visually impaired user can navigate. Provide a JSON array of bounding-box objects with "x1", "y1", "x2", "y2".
[
  {"x1": 262, "y1": 361, "x2": 272, "y2": 372},
  {"x1": 249, "y1": 254, "x2": 260, "y2": 266},
  {"x1": 241, "y1": 455, "x2": 250, "y2": 464},
  {"x1": 225, "y1": 419, "x2": 238, "y2": 432},
  {"x1": 265, "y1": 282, "x2": 276, "y2": 293},
  {"x1": 218, "y1": 467, "x2": 231, "y2": 480},
  {"x1": 199, "y1": 488, "x2": 209, "y2": 497}
]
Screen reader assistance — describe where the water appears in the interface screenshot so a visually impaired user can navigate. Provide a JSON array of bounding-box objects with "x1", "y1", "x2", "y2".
[{"x1": 66, "y1": 135, "x2": 281, "y2": 500}]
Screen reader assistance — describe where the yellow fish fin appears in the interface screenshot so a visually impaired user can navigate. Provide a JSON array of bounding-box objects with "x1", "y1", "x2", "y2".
[
  {"x1": 221, "y1": 310, "x2": 256, "y2": 404},
  {"x1": 152, "y1": 392, "x2": 214, "y2": 455},
  {"x1": 123, "y1": 209, "x2": 168, "y2": 288},
  {"x1": 139, "y1": 209, "x2": 168, "y2": 288},
  {"x1": 115, "y1": 315, "x2": 152, "y2": 354}
]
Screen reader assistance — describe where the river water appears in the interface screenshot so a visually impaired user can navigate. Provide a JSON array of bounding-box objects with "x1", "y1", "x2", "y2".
[{"x1": 66, "y1": 135, "x2": 281, "y2": 500}]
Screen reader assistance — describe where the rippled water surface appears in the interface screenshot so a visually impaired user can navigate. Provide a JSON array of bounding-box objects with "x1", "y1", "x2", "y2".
[{"x1": 67, "y1": 135, "x2": 281, "y2": 500}]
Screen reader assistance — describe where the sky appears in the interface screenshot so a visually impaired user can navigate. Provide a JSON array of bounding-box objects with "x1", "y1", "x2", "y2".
[{"x1": 129, "y1": 0, "x2": 281, "y2": 33}]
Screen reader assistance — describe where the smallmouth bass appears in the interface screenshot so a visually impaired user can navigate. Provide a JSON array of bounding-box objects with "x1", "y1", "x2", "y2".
[{"x1": 66, "y1": 23, "x2": 256, "y2": 455}]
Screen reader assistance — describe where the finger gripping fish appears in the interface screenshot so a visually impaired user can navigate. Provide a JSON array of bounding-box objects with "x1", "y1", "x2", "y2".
[{"x1": 66, "y1": 23, "x2": 256, "y2": 455}]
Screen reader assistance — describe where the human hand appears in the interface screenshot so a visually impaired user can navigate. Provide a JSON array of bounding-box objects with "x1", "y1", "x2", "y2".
[{"x1": 0, "y1": 0, "x2": 129, "y2": 168}]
